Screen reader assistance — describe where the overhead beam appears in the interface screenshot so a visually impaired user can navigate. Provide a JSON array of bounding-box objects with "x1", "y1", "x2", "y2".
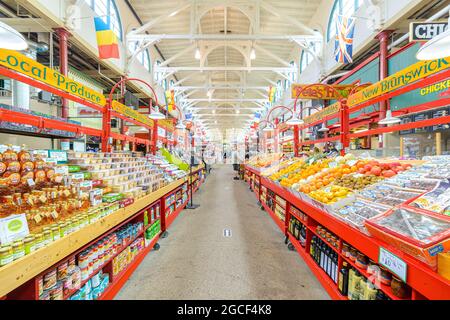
[
  {"x1": 128, "y1": 1, "x2": 191, "y2": 35},
  {"x1": 253, "y1": 44, "x2": 291, "y2": 67},
  {"x1": 182, "y1": 98, "x2": 268, "y2": 102},
  {"x1": 127, "y1": 34, "x2": 321, "y2": 41},
  {"x1": 156, "y1": 67, "x2": 295, "y2": 72},
  {"x1": 173, "y1": 86, "x2": 268, "y2": 90},
  {"x1": 259, "y1": 0, "x2": 318, "y2": 35},
  {"x1": 159, "y1": 43, "x2": 197, "y2": 67}
]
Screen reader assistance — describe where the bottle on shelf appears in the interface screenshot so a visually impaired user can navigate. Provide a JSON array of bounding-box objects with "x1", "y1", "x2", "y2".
[
  {"x1": 338, "y1": 262, "x2": 350, "y2": 296},
  {"x1": 299, "y1": 224, "x2": 306, "y2": 247}
]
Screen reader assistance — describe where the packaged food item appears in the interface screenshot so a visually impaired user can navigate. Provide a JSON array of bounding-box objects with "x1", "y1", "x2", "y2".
[
  {"x1": 43, "y1": 269, "x2": 57, "y2": 290},
  {"x1": 410, "y1": 180, "x2": 450, "y2": 215},
  {"x1": 49, "y1": 281, "x2": 63, "y2": 300},
  {"x1": 391, "y1": 276, "x2": 411, "y2": 299},
  {"x1": 366, "y1": 206, "x2": 450, "y2": 269},
  {"x1": 57, "y1": 261, "x2": 69, "y2": 280},
  {"x1": 0, "y1": 246, "x2": 14, "y2": 266}
]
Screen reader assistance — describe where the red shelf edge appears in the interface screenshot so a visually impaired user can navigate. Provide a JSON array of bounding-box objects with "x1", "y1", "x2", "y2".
[{"x1": 99, "y1": 233, "x2": 160, "y2": 300}]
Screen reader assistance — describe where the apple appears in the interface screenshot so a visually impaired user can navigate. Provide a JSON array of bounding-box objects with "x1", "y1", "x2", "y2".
[
  {"x1": 370, "y1": 166, "x2": 382, "y2": 176},
  {"x1": 364, "y1": 164, "x2": 372, "y2": 172},
  {"x1": 383, "y1": 170, "x2": 396, "y2": 178}
]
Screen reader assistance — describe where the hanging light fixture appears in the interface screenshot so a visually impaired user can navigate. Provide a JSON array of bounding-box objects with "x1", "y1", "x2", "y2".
[
  {"x1": 175, "y1": 120, "x2": 186, "y2": 130},
  {"x1": 286, "y1": 114, "x2": 304, "y2": 126},
  {"x1": 250, "y1": 47, "x2": 256, "y2": 60},
  {"x1": 149, "y1": 106, "x2": 165, "y2": 120},
  {"x1": 318, "y1": 123, "x2": 329, "y2": 132},
  {"x1": 195, "y1": 47, "x2": 201, "y2": 60},
  {"x1": 378, "y1": 110, "x2": 401, "y2": 125},
  {"x1": 416, "y1": 15, "x2": 450, "y2": 60},
  {"x1": 0, "y1": 21, "x2": 28, "y2": 50}
]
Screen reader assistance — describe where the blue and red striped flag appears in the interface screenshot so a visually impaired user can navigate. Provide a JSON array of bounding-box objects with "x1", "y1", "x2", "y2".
[
  {"x1": 94, "y1": 17, "x2": 120, "y2": 59},
  {"x1": 334, "y1": 15, "x2": 356, "y2": 64}
]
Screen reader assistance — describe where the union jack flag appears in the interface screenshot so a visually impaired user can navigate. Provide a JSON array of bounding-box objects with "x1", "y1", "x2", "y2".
[{"x1": 334, "y1": 15, "x2": 356, "y2": 64}]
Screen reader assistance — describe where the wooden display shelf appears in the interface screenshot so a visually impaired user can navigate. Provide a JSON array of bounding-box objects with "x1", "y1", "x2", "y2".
[{"x1": 0, "y1": 178, "x2": 186, "y2": 298}]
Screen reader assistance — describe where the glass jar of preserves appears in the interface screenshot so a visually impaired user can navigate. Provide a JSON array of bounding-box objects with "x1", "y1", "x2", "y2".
[
  {"x1": 391, "y1": 276, "x2": 411, "y2": 299},
  {"x1": 43, "y1": 230, "x2": 53, "y2": 246},
  {"x1": 24, "y1": 235, "x2": 36, "y2": 254},
  {"x1": 0, "y1": 246, "x2": 14, "y2": 266},
  {"x1": 12, "y1": 240, "x2": 25, "y2": 260},
  {"x1": 34, "y1": 233, "x2": 44, "y2": 250}
]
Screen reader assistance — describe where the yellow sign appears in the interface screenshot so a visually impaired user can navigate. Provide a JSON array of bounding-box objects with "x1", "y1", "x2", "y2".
[
  {"x1": 158, "y1": 119, "x2": 175, "y2": 131},
  {"x1": 111, "y1": 101, "x2": 176, "y2": 130},
  {"x1": 420, "y1": 79, "x2": 450, "y2": 96},
  {"x1": 291, "y1": 84, "x2": 355, "y2": 99},
  {"x1": 348, "y1": 58, "x2": 450, "y2": 107},
  {"x1": 111, "y1": 100, "x2": 153, "y2": 127},
  {"x1": 0, "y1": 49, "x2": 106, "y2": 106},
  {"x1": 303, "y1": 102, "x2": 340, "y2": 125}
]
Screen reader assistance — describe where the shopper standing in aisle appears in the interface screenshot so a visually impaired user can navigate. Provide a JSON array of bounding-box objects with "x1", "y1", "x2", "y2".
[{"x1": 232, "y1": 147, "x2": 240, "y2": 180}]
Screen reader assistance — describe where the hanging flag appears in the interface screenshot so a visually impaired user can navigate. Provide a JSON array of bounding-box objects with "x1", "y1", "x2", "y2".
[
  {"x1": 268, "y1": 86, "x2": 277, "y2": 102},
  {"x1": 254, "y1": 111, "x2": 261, "y2": 123},
  {"x1": 164, "y1": 90, "x2": 175, "y2": 112},
  {"x1": 94, "y1": 17, "x2": 120, "y2": 59},
  {"x1": 334, "y1": 15, "x2": 356, "y2": 64}
]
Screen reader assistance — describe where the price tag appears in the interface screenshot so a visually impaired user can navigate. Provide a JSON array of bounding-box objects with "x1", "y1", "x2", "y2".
[
  {"x1": 27, "y1": 178, "x2": 35, "y2": 187},
  {"x1": 44, "y1": 158, "x2": 58, "y2": 165},
  {"x1": 48, "y1": 150, "x2": 68, "y2": 163},
  {"x1": 55, "y1": 166, "x2": 69, "y2": 175},
  {"x1": 379, "y1": 247, "x2": 407, "y2": 282},
  {"x1": 346, "y1": 159, "x2": 357, "y2": 166},
  {"x1": 33, "y1": 150, "x2": 49, "y2": 158},
  {"x1": 0, "y1": 145, "x2": 7, "y2": 153},
  {"x1": 54, "y1": 175, "x2": 63, "y2": 183}
]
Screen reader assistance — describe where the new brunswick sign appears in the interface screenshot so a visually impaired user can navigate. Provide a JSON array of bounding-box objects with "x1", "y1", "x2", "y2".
[{"x1": 347, "y1": 58, "x2": 450, "y2": 108}]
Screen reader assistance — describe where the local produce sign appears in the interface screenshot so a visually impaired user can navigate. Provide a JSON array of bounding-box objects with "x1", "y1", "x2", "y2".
[
  {"x1": 0, "y1": 49, "x2": 106, "y2": 106},
  {"x1": 291, "y1": 84, "x2": 355, "y2": 99},
  {"x1": 348, "y1": 58, "x2": 450, "y2": 108},
  {"x1": 111, "y1": 100, "x2": 153, "y2": 128},
  {"x1": 303, "y1": 102, "x2": 340, "y2": 125}
]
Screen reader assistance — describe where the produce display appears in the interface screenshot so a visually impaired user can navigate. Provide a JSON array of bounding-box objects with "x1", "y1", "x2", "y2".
[
  {"x1": 249, "y1": 153, "x2": 450, "y2": 274},
  {"x1": 245, "y1": 153, "x2": 283, "y2": 169}
]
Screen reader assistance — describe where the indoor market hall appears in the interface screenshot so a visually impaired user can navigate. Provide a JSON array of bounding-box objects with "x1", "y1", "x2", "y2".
[{"x1": 116, "y1": 165, "x2": 329, "y2": 300}]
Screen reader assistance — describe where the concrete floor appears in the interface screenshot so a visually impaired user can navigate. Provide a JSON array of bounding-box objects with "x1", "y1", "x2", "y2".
[{"x1": 115, "y1": 165, "x2": 329, "y2": 300}]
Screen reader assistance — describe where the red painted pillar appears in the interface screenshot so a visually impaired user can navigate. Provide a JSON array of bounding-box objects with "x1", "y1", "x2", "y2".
[
  {"x1": 152, "y1": 120, "x2": 158, "y2": 155},
  {"x1": 57, "y1": 28, "x2": 70, "y2": 119},
  {"x1": 102, "y1": 99, "x2": 111, "y2": 152},
  {"x1": 293, "y1": 125, "x2": 299, "y2": 156},
  {"x1": 376, "y1": 30, "x2": 392, "y2": 148},
  {"x1": 340, "y1": 99, "x2": 350, "y2": 156}
]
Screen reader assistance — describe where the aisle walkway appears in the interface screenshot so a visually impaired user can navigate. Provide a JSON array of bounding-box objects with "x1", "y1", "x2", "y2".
[{"x1": 116, "y1": 165, "x2": 329, "y2": 300}]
